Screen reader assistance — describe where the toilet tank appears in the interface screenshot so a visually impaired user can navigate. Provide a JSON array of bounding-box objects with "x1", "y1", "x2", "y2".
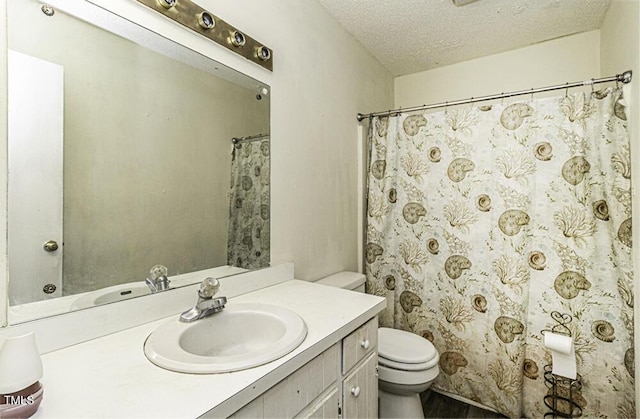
[{"x1": 315, "y1": 271, "x2": 366, "y2": 293}]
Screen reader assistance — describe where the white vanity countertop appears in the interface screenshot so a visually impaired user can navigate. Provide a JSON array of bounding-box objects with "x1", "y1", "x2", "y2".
[{"x1": 33, "y1": 280, "x2": 386, "y2": 418}]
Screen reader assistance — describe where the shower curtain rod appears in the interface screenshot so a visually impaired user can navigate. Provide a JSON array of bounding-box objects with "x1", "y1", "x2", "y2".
[
  {"x1": 231, "y1": 133, "x2": 270, "y2": 144},
  {"x1": 356, "y1": 70, "x2": 633, "y2": 122}
]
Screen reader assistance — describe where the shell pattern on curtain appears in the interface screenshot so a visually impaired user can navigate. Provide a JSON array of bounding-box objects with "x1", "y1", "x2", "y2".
[
  {"x1": 227, "y1": 138, "x2": 270, "y2": 270},
  {"x1": 365, "y1": 88, "x2": 634, "y2": 418}
]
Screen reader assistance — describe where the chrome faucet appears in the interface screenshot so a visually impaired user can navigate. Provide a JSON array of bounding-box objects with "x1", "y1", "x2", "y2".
[
  {"x1": 180, "y1": 277, "x2": 227, "y2": 322},
  {"x1": 145, "y1": 264, "x2": 171, "y2": 293}
]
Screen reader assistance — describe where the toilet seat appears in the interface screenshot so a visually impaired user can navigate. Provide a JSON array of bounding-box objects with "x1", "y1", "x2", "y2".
[
  {"x1": 378, "y1": 327, "x2": 438, "y2": 365},
  {"x1": 378, "y1": 352, "x2": 439, "y2": 371}
]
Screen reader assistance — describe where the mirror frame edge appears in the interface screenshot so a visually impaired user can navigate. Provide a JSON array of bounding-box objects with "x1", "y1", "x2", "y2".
[
  {"x1": 1, "y1": 0, "x2": 8, "y2": 329},
  {"x1": 0, "y1": 0, "x2": 274, "y2": 328}
]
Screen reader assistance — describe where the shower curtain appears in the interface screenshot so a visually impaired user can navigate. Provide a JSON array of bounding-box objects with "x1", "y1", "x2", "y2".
[
  {"x1": 365, "y1": 88, "x2": 634, "y2": 418},
  {"x1": 227, "y1": 138, "x2": 270, "y2": 270}
]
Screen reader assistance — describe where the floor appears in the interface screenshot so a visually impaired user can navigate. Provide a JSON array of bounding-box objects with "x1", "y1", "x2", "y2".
[{"x1": 420, "y1": 390, "x2": 508, "y2": 419}]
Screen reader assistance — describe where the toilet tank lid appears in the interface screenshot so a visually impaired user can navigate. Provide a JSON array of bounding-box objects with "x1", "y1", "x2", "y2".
[{"x1": 316, "y1": 272, "x2": 365, "y2": 290}]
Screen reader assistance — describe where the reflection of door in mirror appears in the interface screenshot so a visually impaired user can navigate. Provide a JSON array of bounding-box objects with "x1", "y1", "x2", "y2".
[{"x1": 8, "y1": 50, "x2": 64, "y2": 305}]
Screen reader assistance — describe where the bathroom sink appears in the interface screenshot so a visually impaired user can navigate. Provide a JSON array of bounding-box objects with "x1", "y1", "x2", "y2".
[
  {"x1": 144, "y1": 303, "x2": 307, "y2": 373},
  {"x1": 70, "y1": 282, "x2": 151, "y2": 309}
]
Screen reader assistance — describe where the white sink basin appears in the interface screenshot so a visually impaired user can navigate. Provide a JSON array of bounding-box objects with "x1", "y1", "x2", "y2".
[
  {"x1": 144, "y1": 303, "x2": 307, "y2": 373},
  {"x1": 71, "y1": 282, "x2": 151, "y2": 309}
]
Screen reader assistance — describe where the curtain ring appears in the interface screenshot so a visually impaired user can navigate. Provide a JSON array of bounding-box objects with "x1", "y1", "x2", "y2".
[
  {"x1": 564, "y1": 82, "x2": 569, "y2": 98},
  {"x1": 501, "y1": 93, "x2": 505, "y2": 106},
  {"x1": 590, "y1": 79, "x2": 595, "y2": 95},
  {"x1": 445, "y1": 101, "x2": 448, "y2": 114},
  {"x1": 529, "y1": 88, "x2": 534, "y2": 102},
  {"x1": 469, "y1": 97, "x2": 474, "y2": 109}
]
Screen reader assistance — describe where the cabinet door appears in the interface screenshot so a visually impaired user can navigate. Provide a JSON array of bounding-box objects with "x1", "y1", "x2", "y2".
[
  {"x1": 295, "y1": 386, "x2": 340, "y2": 419},
  {"x1": 342, "y1": 352, "x2": 378, "y2": 419}
]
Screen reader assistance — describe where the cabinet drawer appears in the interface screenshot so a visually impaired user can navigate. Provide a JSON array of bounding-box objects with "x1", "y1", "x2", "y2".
[{"x1": 342, "y1": 316, "x2": 377, "y2": 374}]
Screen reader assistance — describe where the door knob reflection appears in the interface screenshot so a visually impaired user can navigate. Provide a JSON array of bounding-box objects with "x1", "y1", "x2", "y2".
[{"x1": 43, "y1": 240, "x2": 59, "y2": 252}]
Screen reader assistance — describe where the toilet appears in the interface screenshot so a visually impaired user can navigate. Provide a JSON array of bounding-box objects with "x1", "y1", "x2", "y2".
[{"x1": 316, "y1": 272, "x2": 440, "y2": 418}]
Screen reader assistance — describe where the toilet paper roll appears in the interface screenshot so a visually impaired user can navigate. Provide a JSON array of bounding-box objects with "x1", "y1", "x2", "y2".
[{"x1": 544, "y1": 332, "x2": 576, "y2": 379}]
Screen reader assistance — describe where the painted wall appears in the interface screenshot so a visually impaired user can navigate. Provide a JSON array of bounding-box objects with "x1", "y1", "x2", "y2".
[
  {"x1": 8, "y1": 0, "x2": 268, "y2": 299},
  {"x1": 599, "y1": 0, "x2": 640, "y2": 408},
  {"x1": 395, "y1": 30, "x2": 601, "y2": 108}
]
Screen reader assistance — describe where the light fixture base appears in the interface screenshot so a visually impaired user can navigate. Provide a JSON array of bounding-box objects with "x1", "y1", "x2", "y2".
[{"x1": 136, "y1": 0, "x2": 273, "y2": 71}]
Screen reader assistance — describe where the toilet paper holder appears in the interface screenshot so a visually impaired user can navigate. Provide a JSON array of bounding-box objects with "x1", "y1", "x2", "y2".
[
  {"x1": 540, "y1": 311, "x2": 573, "y2": 337},
  {"x1": 540, "y1": 311, "x2": 584, "y2": 418}
]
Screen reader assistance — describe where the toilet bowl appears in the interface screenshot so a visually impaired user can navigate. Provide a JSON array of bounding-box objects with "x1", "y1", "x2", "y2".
[
  {"x1": 316, "y1": 272, "x2": 440, "y2": 418},
  {"x1": 377, "y1": 327, "x2": 439, "y2": 418}
]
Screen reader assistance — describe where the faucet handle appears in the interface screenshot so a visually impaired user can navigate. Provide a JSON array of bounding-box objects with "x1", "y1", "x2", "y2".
[
  {"x1": 149, "y1": 264, "x2": 168, "y2": 280},
  {"x1": 198, "y1": 277, "x2": 220, "y2": 298}
]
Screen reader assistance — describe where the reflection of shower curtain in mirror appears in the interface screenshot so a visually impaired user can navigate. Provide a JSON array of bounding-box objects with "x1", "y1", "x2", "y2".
[
  {"x1": 365, "y1": 88, "x2": 634, "y2": 418},
  {"x1": 227, "y1": 138, "x2": 270, "y2": 270}
]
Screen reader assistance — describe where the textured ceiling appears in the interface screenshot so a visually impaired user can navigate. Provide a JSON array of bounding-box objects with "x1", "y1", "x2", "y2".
[{"x1": 316, "y1": 0, "x2": 611, "y2": 76}]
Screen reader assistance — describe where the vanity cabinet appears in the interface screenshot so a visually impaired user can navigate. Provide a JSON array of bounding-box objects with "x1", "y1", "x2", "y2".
[{"x1": 229, "y1": 317, "x2": 378, "y2": 418}]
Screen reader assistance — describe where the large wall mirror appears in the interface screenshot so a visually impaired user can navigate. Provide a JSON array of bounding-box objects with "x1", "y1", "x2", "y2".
[{"x1": 6, "y1": 0, "x2": 270, "y2": 324}]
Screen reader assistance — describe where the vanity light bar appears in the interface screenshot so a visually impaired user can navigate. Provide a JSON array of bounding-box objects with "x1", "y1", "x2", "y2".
[{"x1": 136, "y1": 0, "x2": 273, "y2": 71}]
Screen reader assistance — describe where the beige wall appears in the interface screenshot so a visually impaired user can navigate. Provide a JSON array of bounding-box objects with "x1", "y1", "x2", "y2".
[
  {"x1": 8, "y1": 0, "x2": 268, "y2": 296},
  {"x1": 600, "y1": 0, "x2": 640, "y2": 409},
  {"x1": 395, "y1": 30, "x2": 601, "y2": 108}
]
